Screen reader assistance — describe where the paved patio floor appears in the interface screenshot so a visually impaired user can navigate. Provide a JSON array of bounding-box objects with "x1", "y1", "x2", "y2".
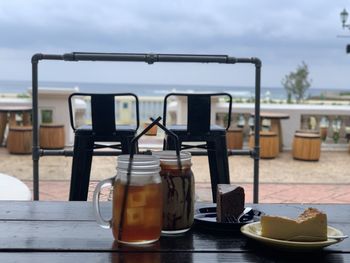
[
  {"x1": 1, "y1": 145, "x2": 349, "y2": 203},
  {"x1": 20, "y1": 180, "x2": 350, "y2": 203}
]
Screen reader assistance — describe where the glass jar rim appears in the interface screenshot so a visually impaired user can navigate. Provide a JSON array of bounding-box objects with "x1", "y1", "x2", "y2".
[
  {"x1": 116, "y1": 167, "x2": 161, "y2": 185},
  {"x1": 152, "y1": 150, "x2": 191, "y2": 166},
  {"x1": 117, "y1": 167, "x2": 161, "y2": 174},
  {"x1": 117, "y1": 154, "x2": 160, "y2": 166},
  {"x1": 152, "y1": 150, "x2": 191, "y2": 159},
  {"x1": 117, "y1": 163, "x2": 160, "y2": 171}
]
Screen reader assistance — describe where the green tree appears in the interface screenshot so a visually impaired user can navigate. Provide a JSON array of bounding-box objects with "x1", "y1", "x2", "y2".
[{"x1": 281, "y1": 61, "x2": 312, "y2": 103}]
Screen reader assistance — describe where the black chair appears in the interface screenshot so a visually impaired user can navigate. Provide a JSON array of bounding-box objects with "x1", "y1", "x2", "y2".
[
  {"x1": 68, "y1": 93, "x2": 139, "y2": 201},
  {"x1": 163, "y1": 93, "x2": 232, "y2": 202}
]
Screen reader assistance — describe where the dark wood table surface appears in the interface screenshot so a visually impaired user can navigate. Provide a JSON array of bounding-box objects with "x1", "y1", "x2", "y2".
[{"x1": 0, "y1": 201, "x2": 349, "y2": 262}]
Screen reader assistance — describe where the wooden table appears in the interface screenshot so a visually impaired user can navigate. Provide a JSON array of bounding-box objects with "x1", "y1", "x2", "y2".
[
  {"x1": 0, "y1": 201, "x2": 348, "y2": 262},
  {"x1": 251, "y1": 112, "x2": 290, "y2": 152},
  {"x1": 0, "y1": 106, "x2": 32, "y2": 145}
]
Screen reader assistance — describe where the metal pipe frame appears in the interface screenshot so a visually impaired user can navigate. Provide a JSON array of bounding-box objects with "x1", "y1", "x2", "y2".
[
  {"x1": 40, "y1": 148, "x2": 254, "y2": 157},
  {"x1": 32, "y1": 52, "x2": 261, "y2": 202}
]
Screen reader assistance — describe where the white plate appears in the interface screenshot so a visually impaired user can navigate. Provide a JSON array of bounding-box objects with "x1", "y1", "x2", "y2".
[{"x1": 240, "y1": 222, "x2": 345, "y2": 250}]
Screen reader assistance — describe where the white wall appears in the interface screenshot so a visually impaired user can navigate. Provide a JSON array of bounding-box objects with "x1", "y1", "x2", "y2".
[
  {"x1": 35, "y1": 87, "x2": 79, "y2": 145},
  {"x1": 169, "y1": 101, "x2": 350, "y2": 149}
]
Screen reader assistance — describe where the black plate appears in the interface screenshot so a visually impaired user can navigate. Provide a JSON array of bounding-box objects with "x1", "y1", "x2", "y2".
[{"x1": 194, "y1": 204, "x2": 264, "y2": 232}]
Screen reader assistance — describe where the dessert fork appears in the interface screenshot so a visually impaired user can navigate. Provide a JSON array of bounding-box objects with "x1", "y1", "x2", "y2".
[
  {"x1": 224, "y1": 207, "x2": 253, "y2": 223},
  {"x1": 224, "y1": 215, "x2": 238, "y2": 223}
]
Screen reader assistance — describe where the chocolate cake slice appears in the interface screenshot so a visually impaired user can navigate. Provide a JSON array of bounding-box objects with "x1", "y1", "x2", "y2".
[{"x1": 216, "y1": 184, "x2": 245, "y2": 223}]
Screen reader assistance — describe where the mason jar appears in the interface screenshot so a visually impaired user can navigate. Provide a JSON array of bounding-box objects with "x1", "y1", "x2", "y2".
[
  {"x1": 93, "y1": 154, "x2": 163, "y2": 244},
  {"x1": 152, "y1": 151, "x2": 194, "y2": 234}
]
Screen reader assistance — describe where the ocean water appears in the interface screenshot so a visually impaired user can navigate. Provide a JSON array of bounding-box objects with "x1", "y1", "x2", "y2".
[{"x1": 0, "y1": 79, "x2": 343, "y2": 100}]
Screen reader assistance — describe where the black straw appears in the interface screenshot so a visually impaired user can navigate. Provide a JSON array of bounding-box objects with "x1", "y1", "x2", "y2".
[{"x1": 150, "y1": 117, "x2": 182, "y2": 171}]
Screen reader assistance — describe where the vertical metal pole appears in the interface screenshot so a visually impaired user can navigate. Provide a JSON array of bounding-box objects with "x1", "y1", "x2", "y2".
[
  {"x1": 253, "y1": 60, "x2": 261, "y2": 204},
  {"x1": 32, "y1": 58, "x2": 40, "y2": 200}
]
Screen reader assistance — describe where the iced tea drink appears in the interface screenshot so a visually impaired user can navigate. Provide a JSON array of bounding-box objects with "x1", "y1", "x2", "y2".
[
  {"x1": 112, "y1": 180, "x2": 162, "y2": 243},
  {"x1": 93, "y1": 155, "x2": 162, "y2": 244}
]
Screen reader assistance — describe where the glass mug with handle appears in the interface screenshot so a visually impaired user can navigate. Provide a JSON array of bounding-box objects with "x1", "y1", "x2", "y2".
[
  {"x1": 152, "y1": 151, "x2": 194, "y2": 234},
  {"x1": 93, "y1": 155, "x2": 163, "y2": 244}
]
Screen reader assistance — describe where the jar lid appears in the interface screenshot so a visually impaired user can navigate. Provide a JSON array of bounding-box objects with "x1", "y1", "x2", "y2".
[
  {"x1": 152, "y1": 150, "x2": 191, "y2": 166},
  {"x1": 117, "y1": 155, "x2": 161, "y2": 185},
  {"x1": 117, "y1": 154, "x2": 160, "y2": 170}
]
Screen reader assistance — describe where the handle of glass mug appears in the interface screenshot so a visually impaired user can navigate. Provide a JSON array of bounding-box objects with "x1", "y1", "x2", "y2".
[{"x1": 93, "y1": 177, "x2": 114, "y2": 229}]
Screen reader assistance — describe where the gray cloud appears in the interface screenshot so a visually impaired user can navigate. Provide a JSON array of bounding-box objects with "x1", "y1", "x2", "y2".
[
  {"x1": 0, "y1": 0, "x2": 343, "y2": 50},
  {"x1": 0, "y1": 0, "x2": 349, "y2": 89}
]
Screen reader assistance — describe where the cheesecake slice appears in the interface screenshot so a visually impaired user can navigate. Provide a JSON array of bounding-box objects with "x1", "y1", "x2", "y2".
[
  {"x1": 216, "y1": 184, "x2": 245, "y2": 223},
  {"x1": 261, "y1": 208, "x2": 327, "y2": 241}
]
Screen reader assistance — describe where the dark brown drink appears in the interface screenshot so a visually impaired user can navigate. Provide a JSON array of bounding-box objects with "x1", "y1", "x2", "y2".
[
  {"x1": 160, "y1": 165, "x2": 194, "y2": 233},
  {"x1": 152, "y1": 150, "x2": 195, "y2": 234}
]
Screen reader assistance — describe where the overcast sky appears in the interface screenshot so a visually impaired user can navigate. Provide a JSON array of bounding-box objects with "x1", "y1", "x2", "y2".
[{"x1": 1, "y1": 0, "x2": 350, "y2": 90}]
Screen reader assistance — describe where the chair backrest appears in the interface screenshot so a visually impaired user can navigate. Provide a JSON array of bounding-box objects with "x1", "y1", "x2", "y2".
[
  {"x1": 163, "y1": 93, "x2": 232, "y2": 135},
  {"x1": 68, "y1": 93, "x2": 140, "y2": 136}
]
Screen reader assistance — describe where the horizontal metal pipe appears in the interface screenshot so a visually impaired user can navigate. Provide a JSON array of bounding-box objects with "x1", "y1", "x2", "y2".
[
  {"x1": 157, "y1": 54, "x2": 232, "y2": 63},
  {"x1": 41, "y1": 54, "x2": 63, "y2": 60},
  {"x1": 40, "y1": 150, "x2": 73, "y2": 156},
  {"x1": 63, "y1": 52, "x2": 236, "y2": 64},
  {"x1": 59, "y1": 52, "x2": 265, "y2": 65},
  {"x1": 228, "y1": 149, "x2": 253, "y2": 156},
  {"x1": 32, "y1": 53, "x2": 63, "y2": 62},
  {"x1": 40, "y1": 149, "x2": 255, "y2": 157},
  {"x1": 40, "y1": 150, "x2": 125, "y2": 157},
  {"x1": 32, "y1": 52, "x2": 261, "y2": 66}
]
